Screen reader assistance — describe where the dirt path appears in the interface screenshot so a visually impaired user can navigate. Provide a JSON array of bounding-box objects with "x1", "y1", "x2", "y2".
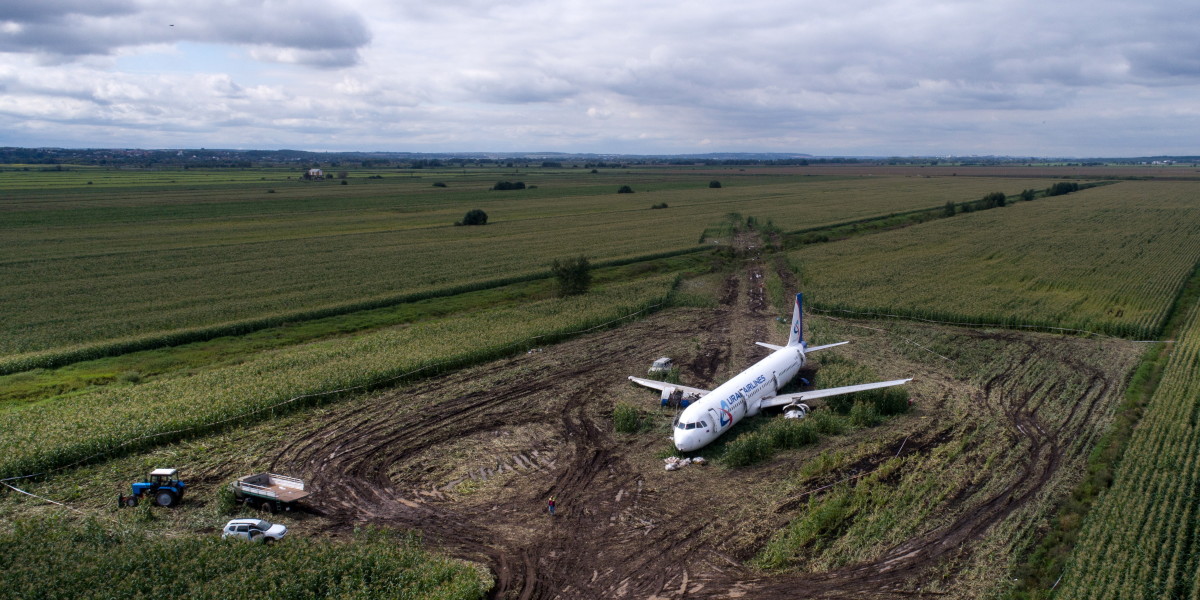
[{"x1": 269, "y1": 234, "x2": 1128, "y2": 599}]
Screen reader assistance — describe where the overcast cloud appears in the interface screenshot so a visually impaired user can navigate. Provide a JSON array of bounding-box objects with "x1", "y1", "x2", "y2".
[{"x1": 0, "y1": 0, "x2": 1196, "y2": 155}]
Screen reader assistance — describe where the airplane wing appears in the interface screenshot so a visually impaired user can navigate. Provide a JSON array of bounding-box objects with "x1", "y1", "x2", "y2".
[
  {"x1": 759, "y1": 378, "x2": 912, "y2": 409},
  {"x1": 627, "y1": 376, "x2": 711, "y2": 397}
]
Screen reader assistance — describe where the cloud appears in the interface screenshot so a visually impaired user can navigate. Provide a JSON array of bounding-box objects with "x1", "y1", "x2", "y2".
[
  {"x1": 0, "y1": 0, "x2": 370, "y2": 68},
  {"x1": 2, "y1": 0, "x2": 1200, "y2": 154}
]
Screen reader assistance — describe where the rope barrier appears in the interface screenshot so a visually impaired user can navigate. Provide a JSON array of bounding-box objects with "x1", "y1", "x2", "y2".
[
  {"x1": 816, "y1": 315, "x2": 957, "y2": 363},
  {"x1": 809, "y1": 306, "x2": 1174, "y2": 344},
  {"x1": 1, "y1": 480, "x2": 86, "y2": 514}
]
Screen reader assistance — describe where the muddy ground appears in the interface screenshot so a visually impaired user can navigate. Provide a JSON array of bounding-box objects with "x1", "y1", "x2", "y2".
[{"x1": 254, "y1": 243, "x2": 1136, "y2": 599}]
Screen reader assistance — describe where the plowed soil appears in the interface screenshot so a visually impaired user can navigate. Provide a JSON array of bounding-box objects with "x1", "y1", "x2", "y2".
[{"x1": 264, "y1": 238, "x2": 1137, "y2": 599}]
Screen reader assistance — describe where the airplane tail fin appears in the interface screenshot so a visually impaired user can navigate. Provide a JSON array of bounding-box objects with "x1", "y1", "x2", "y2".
[{"x1": 788, "y1": 293, "x2": 805, "y2": 348}]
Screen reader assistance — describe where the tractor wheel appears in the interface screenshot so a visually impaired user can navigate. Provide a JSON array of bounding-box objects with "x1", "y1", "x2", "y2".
[
  {"x1": 123, "y1": 495, "x2": 138, "y2": 508},
  {"x1": 154, "y1": 490, "x2": 178, "y2": 508}
]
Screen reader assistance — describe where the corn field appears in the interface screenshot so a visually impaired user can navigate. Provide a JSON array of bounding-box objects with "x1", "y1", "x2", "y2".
[
  {"x1": 0, "y1": 516, "x2": 490, "y2": 599},
  {"x1": 1055, "y1": 296, "x2": 1200, "y2": 599},
  {"x1": 0, "y1": 276, "x2": 676, "y2": 480},
  {"x1": 790, "y1": 181, "x2": 1200, "y2": 339},
  {"x1": 0, "y1": 170, "x2": 1051, "y2": 361}
]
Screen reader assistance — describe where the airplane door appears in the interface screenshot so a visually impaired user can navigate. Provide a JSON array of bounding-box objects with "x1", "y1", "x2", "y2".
[{"x1": 707, "y1": 408, "x2": 723, "y2": 432}]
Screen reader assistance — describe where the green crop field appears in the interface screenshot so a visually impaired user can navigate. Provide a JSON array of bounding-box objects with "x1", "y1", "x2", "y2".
[
  {"x1": 788, "y1": 181, "x2": 1200, "y2": 338},
  {"x1": 6, "y1": 162, "x2": 1200, "y2": 599},
  {"x1": 1055, "y1": 296, "x2": 1200, "y2": 599},
  {"x1": 0, "y1": 274, "x2": 676, "y2": 480},
  {"x1": 1, "y1": 518, "x2": 489, "y2": 600},
  {"x1": 0, "y1": 167, "x2": 1054, "y2": 366}
]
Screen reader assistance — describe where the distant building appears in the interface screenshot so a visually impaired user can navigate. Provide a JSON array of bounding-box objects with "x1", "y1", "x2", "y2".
[{"x1": 304, "y1": 168, "x2": 324, "y2": 180}]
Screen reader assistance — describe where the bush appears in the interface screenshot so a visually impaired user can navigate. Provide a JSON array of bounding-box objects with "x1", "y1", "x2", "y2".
[
  {"x1": 617, "y1": 185, "x2": 634, "y2": 194},
  {"x1": 723, "y1": 432, "x2": 774, "y2": 467},
  {"x1": 613, "y1": 403, "x2": 645, "y2": 433},
  {"x1": 1046, "y1": 181, "x2": 1080, "y2": 196},
  {"x1": 432, "y1": 182, "x2": 446, "y2": 187},
  {"x1": 764, "y1": 418, "x2": 819, "y2": 449},
  {"x1": 943, "y1": 201, "x2": 955, "y2": 217},
  {"x1": 216, "y1": 483, "x2": 239, "y2": 515},
  {"x1": 809, "y1": 410, "x2": 845, "y2": 435},
  {"x1": 651, "y1": 202, "x2": 668, "y2": 209},
  {"x1": 873, "y1": 387, "x2": 910, "y2": 416},
  {"x1": 492, "y1": 181, "x2": 526, "y2": 191},
  {"x1": 978, "y1": 191, "x2": 1006, "y2": 209},
  {"x1": 550, "y1": 256, "x2": 591, "y2": 296},
  {"x1": 849, "y1": 400, "x2": 881, "y2": 427},
  {"x1": 456, "y1": 209, "x2": 488, "y2": 226},
  {"x1": 709, "y1": 180, "x2": 722, "y2": 188}
]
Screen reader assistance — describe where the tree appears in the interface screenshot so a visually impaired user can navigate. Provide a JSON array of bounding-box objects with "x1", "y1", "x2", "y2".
[
  {"x1": 456, "y1": 209, "x2": 488, "y2": 226},
  {"x1": 1046, "y1": 182, "x2": 1080, "y2": 196},
  {"x1": 1020, "y1": 188, "x2": 1037, "y2": 201},
  {"x1": 492, "y1": 181, "x2": 526, "y2": 190},
  {"x1": 709, "y1": 180, "x2": 722, "y2": 188},
  {"x1": 617, "y1": 185, "x2": 634, "y2": 194},
  {"x1": 979, "y1": 191, "x2": 1006, "y2": 209},
  {"x1": 943, "y1": 201, "x2": 956, "y2": 217},
  {"x1": 551, "y1": 256, "x2": 591, "y2": 296}
]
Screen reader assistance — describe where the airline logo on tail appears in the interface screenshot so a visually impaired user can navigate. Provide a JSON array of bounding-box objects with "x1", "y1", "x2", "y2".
[{"x1": 788, "y1": 293, "x2": 804, "y2": 347}]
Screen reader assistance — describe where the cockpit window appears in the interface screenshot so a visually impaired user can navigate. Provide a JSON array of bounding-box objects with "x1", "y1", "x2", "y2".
[{"x1": 699, "y1": 421, "x2": 707, "y2": 428}]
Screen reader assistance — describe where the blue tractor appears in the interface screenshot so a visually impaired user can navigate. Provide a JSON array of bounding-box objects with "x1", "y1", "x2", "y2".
[{"x1": 119, "y1": 468, "x2": 187, "y2": 508}]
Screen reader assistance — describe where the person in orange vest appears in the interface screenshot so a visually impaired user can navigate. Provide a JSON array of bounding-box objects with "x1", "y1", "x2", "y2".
[{"x1": 547, "y1": 496, "x2": 556, "y2": 516}]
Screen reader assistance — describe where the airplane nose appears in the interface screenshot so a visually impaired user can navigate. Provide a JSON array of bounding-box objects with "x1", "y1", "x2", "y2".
[{"x1": 674, "y1": 431, "x2": 695, "y2": 452}]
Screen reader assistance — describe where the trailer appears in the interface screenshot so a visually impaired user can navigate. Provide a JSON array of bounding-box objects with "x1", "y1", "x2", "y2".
[{"x1": 231, "y1": 473, "x2": 310, "y2": 513}]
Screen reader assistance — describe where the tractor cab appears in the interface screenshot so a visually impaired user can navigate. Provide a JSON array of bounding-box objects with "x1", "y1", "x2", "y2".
[{"x1": 146, "y1": 468, "x2": 182, "y2": 488}]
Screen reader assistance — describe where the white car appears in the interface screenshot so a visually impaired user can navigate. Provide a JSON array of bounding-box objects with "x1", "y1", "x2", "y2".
[{"x1": 222, "y1": 518, "x2": 287, "y2": 543}]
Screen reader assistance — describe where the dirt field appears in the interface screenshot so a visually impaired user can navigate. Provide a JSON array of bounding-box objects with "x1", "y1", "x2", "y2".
[{"x1": 248, "y1": 242, "x2": 1139, "y2": 599}]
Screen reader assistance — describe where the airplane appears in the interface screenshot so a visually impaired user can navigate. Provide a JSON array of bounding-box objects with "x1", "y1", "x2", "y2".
[{"x1": 629, "y1": 293, "x2": 912, "y2": 452}]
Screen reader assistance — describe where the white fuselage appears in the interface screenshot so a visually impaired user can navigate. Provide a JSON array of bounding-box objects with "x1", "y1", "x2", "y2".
[{"x1": 672, "y1": 346, "x2": 805, "y2": 451}]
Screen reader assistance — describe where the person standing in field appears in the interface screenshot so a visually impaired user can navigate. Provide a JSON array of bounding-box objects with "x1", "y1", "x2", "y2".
[{"x1": 548, "y1": 496, "x2": 556, "y2": 516}]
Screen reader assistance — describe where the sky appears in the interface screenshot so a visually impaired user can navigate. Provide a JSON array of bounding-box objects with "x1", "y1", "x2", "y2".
[{"x1": 1, "y1": 0, "x2": 1198, "y2": 156}]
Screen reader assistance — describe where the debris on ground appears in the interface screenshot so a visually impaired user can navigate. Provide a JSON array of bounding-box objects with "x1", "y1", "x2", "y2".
[{"x1": 664, "y1": 456, "x2": 706, "y2": 471}]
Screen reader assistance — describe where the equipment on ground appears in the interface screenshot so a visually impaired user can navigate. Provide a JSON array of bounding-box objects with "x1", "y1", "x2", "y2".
[
  {"x1": 119, "y1": 468, "x2": 186, "y2": 508},
  {"x1": 221, "y1": 518, "x2": 287, "y2": 543},
  {"x1": 230, "y1": 473, "x2": 310, "y2": 513},
  {"x1": 648, "y1": 357, "x2": 673, "y2": 374}
]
